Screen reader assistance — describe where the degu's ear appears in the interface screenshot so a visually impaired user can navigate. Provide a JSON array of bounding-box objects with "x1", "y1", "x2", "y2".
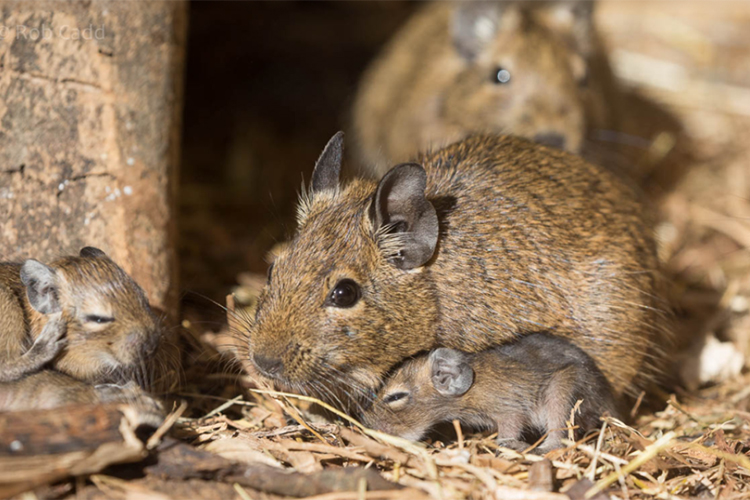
[
  {"x1": 451, "y1": 1, "x2": 505, "y2": 60},
  {"x1": 20, "y1": 260, "x2": 61, "y2": 314},
  {"x1": 370, "y1": 163, "x2": 438, "y2": 270},
  {"x1": 542, "y1": 1, "x2": 595, "y2": 55},
  {"x1": 430, "y1": 348, "x2": 474, "y2": 397},
  {"x1": 553, "y1": 0, "x2": 594, "y2": 26},
  {"x1": 79, "y1": 246, "x2": 107, "y2": 258},
  {"x1": 311, "y1": 131, "x2": 344, "y2": 194}
]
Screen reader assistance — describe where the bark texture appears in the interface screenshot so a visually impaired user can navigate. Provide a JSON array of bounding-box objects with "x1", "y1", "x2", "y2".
[
  {"x1": 0, "y1": 0, "x2": 186, "y2": 310},
  {"x1": 0, "y1": 403, "x2": 153, "y2": 497}
]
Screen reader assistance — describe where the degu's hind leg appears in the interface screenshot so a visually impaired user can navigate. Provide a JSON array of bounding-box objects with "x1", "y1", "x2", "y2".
[{"x1": 534, "y1": 364, "x2": 580, "y2": 453}]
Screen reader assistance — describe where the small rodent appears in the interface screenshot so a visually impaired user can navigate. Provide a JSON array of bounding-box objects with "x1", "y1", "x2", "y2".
[
  {"x1": 0, "y1": 247, "x2": 163, "y2": 385},
  {"x1": 0, "y1": 370, "x2": 164, "y2": 417},
  {"x1": 351, "y1": 1, "x2": 619, "y2": 176},
  {"x1": 361, "y1": 334, "x2": 617, "y2": 453},
  {"x1": 247, "y1": 132, "x2": 670, "y2": 409}
]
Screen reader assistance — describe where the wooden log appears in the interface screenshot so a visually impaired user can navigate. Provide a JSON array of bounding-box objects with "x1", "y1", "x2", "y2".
[
  {"x1": 0, "y1": 403, "x2": 160, "y2": 497},
  {"x1": 0, "y1": 0, "x2": 187, "y2": 311}
]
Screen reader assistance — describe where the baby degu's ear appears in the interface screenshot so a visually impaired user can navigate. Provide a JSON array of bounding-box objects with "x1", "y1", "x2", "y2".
[
  {"x1": 79, "y1": 246, "x2": 108, "y2": 258},
  {"x1": 20, "y1": 259, "x2": 61, "y2": 314},
  {"x1": 371, "y1": 163, "x2": 439, "y2": 270},
  {"x1": 430, "y1": 348, "x2": 474, "y2": 396}
]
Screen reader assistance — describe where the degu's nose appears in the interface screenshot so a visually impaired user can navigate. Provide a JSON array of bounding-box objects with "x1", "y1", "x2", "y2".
[
  {"x1": 533, "y1": 132, "x2": 566, "y2": 150},
  {"x1": 129, "y1": 330, "x2": 159, "y2": 358},
  {"x1": 253, "y1": 353, "x2": 284, "y2": 378}
]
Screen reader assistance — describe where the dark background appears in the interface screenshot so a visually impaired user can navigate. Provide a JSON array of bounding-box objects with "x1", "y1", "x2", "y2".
[{"x1": 179, "y1": 1, "x2": 418, "y2": 305}]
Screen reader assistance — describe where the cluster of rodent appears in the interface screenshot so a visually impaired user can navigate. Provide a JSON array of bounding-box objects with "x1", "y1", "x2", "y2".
[
  {"x1": 247, "y1": 130, "x2": 670, "y2": 451},
  {"x1": 1, "y1": 1, "x2": 672, "y2": 454},
  {"x1": 0, "y1": 247, "x2": 163, "y2": 421},
  {"x1": 244, "y1": 0, "x2": 671, "y2": 452}
]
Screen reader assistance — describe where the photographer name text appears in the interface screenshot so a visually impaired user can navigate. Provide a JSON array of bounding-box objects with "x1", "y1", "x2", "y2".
[{"x1": 0, "y1": 24, "x2": 106, "y2": 41}]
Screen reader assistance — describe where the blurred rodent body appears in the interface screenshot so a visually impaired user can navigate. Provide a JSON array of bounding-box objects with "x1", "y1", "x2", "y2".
[
  {"x1": 362, "y1": 333, "x2": 617, "y2": 452},
  {"x1": 248, "y1": 133, "x2": 670, "y2": 410},
  {"x1": 352, "y1": 1, "x2": 620, "y2": 176},
  {"x1": 0, "y1": 370, "x2": 164, "y2": 417},
  {"x1": 0, "y1": 247, "x2": 163, "y2": 386}
]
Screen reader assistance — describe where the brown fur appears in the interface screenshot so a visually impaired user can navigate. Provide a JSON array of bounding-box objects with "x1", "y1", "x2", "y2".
[
  {"x1": 0, "y1": 266, "x2": 30, "y2": 359},
  {"x1": 0, "y1": 249, "x2": 163, "y2": 386},
  {"x1": 247, "y1": 135, "x2": 671, "y2": 410},
  {"x1": 351, "y1": 1, "x2": 619, "y2": 176},
  {"x1": 0, "y1": 370, "x2": 164, "y2": 418},
  {"x1": 361, "y1": 334, "x2": 617, "y2": 452}
]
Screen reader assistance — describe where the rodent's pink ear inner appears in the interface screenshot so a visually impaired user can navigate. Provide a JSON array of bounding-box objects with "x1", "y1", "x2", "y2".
[
  {"x1": 429, "y1": 348, "x2": 474, "y2": 396},
  {"x1": 371, "y1": 163, "x2": 438, "y2": 270},
  {"x1": 311, "y1": 131, "x2": 344, "y2": 193}
]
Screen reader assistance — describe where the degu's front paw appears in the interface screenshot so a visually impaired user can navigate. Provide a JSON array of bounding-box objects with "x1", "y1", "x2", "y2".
[
  {"x1": 495, "y1": 438, "x2": 533, "y2": 453},
  {"x1": 29, "y1": 314, "x2": 68, "y2": 362}
]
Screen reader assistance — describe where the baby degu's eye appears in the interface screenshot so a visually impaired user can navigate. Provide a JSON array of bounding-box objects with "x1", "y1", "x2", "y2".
[
  {"x1": 266, "y1": 262, "x2": 274, "y2": 282},
  {"x1": 383, "y1": 391, "x2": 409, "y2": 405},
  {"x1": 327, "y1": 279, "x2": 361, "y2": 308},
  {"x1": 492, "y1": 67, "x2": 511, "y2": 84},
  {"x1": 85, "y1": 314, "x2": 114, "y2": 324}
]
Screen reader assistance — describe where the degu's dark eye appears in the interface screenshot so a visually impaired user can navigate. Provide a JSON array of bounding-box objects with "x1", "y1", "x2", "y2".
[
  {"x1": 492, "y1": 67, "x2": 511, "y2": 84},
  {"x1": 327, "y1": 279, "x2": 361, "y2": 308},
  {"x1": 383, "y1": 392, "x2": 409, "y2": 404},
  {"x1": 85, "y1": 315, "x2": 114, "y2": 324},
  {"x1": 266, "y1": 262, "x2": 274, "y2": 282}
]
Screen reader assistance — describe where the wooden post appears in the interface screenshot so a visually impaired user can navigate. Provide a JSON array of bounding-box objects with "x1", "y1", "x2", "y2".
[{"x1": 0, "y1": 0, "x2": 187, "y2": 311}]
